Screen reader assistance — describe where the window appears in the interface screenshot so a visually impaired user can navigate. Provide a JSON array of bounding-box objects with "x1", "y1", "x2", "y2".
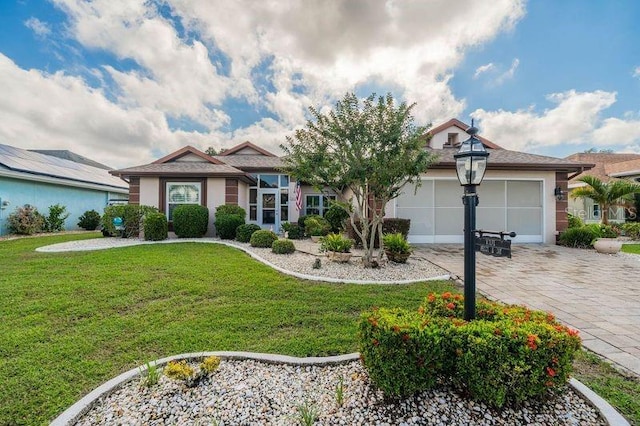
[
  {"x1": 305, "y1": 194, "x2": 336, "y2": 217},
  {"x1": 447, "y1": 133, "x2": 459, "y2": 146},
  {"x1": 166, "y1": 182, "x2": 201, "y2": 221},
  {"x1": 593, "y1": 204, "x2": 600, "y2": 218}
]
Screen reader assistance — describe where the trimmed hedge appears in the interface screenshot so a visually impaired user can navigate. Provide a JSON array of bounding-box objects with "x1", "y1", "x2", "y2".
[
  {"x1": 567, "y1": 213, "x2": 584, "y2": 229},
  {"x1": 558, "y1": 223, "x2": 618, "y2": 248},
  {"x1": 272, "y1": 239, "x2": 296, "y2": 254},
  {"x1": 304, "y1": 216, "x2": 331, "y2": 237},
  {"x1": 297, "y1": 214, "x2": 319, "y2": 229},
  {"x1": 324, "y1": 203, "x2": 350, "y2": 233},
  {"x1": 102, "y1": 204, "x2": 158, "y2": 238},
  {"x1": 78, "y1": 210, "x2": 101, "y2": 230},
  {"x1": 236, "y1": 224, "x2": 261, "y2": 243},
  {"x1": 173, "y1": 204, "x2": 209, "y2": 238},
  {"x1": 281, "y1": 222, "x2": 304, "y2": 239},
  {"x1": 359, "y1": 293, "x2": 581, "y2": 407},
  {"x1": 250, "y1": 230, "x2": 278, "y2": 248},
  {"x1": 347, "y1": 218, "x2": 411, "y2": 248},
  {"x1": 144, "y1": 213, "x2": 168, "y2": 241},
  {"x1": 214, "y1": 204, "x2": 246, "y2": 240},
  {"x1": 215, "y1": 214, "x2": 244, "y2": 239}
]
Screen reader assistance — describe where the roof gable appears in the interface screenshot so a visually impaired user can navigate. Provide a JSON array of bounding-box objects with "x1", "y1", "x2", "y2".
[
  {"x1": 427, "y1": 118, "x2": 502, "y2": 149},
  {"x1": 152, "y1": 146, "x2": 223, "y2": 165},
  {"x1": 565, "y1": 152, "x2": 640, "y2": 182},
  {"x1": 220, "y1": 141, "x2": 277, "y2": 157}
]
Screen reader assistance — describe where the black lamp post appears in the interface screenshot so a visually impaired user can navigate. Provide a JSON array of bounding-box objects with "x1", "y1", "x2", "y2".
[{"x1": 454, "y1": 120, "x2": 489, "y2": 321}]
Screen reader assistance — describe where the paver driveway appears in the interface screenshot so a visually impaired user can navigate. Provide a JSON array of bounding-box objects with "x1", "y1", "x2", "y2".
[{"x1": 416, "y1": 244, "x2": 640, "y2": 376}]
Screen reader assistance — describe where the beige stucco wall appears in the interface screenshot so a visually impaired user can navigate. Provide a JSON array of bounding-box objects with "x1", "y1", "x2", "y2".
[
  {"x1": 140, "y1": 177, "x2": 160, "y2": 208},
  {"x1": 430, "y1": 125, "x2": 466, "y2": 149},
  {"x1": 206, "y1": 178, "x2": 226, "y2": 236}
]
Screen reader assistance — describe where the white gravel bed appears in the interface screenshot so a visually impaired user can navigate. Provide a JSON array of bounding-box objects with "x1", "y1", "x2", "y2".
[
  {"x1": 75, "y1": 359, "x2": 605, "y2": 426},
  {"x1": 36, "y1": 237, "x2": 450, "y2": 283}
]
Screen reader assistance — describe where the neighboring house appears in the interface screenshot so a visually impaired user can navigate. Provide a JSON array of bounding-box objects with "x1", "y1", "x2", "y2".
[
  {"x1": 565, "y1": 152, "x2": 640, "y2": 223},
  {"x1": 111, "y1": 119, "x2": 593, "y2": 243},
  {"x1": 0, "y1": 144, "x2": 129, "y2": 236}
]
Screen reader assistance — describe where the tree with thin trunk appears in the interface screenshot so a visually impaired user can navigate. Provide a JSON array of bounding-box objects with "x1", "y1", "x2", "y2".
[
  {"x1": 280, "y1": 92, "x2": 438, "y2": 267},
  {"x1": 571, "y1": 175, "x2": 640, "y2": 224}
]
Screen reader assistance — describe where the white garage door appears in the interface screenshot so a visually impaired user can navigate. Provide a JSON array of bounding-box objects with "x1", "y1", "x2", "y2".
[{"x1": 395, "y1": 179, "x2": 543, "y2": 243}]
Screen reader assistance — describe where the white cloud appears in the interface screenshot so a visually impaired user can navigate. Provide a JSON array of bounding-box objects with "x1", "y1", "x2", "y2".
[
  {"x1": 495, "y1": 58, "x2": 519, "y2": 84},
  {"x1": 634, "y1": 66, "x2": 640, "y2": 78},
  {"x1": 470, "y1": 89, "x2": 640, "y2": 152},
  {"x1": 474, "y1": 63, "x2": 495, "y2": 79},
  {"x1": 24, "y1": 17, "x2": 51, "y2": 37}
]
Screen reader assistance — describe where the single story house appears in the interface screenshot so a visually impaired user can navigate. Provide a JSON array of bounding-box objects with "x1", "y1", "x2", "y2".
[
  {"x1": 565, "y1": 152, "x2": 640, "y2": 223},
  {"x1": 111, "y1": 119, "x2": 593, "y2": 243},
  {"x1": 0, "y1": 144, "x2": 129, "y2": 236}
]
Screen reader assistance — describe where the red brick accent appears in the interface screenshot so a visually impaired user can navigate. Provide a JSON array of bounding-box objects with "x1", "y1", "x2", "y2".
[
  {"x1": 128, "y1": 177, "x2": 140, "y2": 205},
  {"x1": 225, "y1": 179, "x2": 239, "y2": 205},
  {"x1": 555, "y1": 172, "x2": 569, "y2": 238}
]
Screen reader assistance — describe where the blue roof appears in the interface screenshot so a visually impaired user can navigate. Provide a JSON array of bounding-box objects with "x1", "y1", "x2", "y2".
[{"x1": 0, "y1": 144, "x2": 128, "y2": 190}]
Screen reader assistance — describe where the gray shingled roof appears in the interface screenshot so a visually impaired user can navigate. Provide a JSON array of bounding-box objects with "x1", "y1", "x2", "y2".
[
  {"x1": 429, "y1": 148, "x2": 593, "y2": 172},
  {"x1": 213, "y1": 154, "x2": 284, "y2": 170},
  {"x1": 111, "y1": 162, "x2": 254, "y2": 182}
]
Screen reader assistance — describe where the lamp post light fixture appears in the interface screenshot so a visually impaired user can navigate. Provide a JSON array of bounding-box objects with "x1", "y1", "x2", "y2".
[{"x1": 454, "y1": 120, "x2": 489, "y2": 321}]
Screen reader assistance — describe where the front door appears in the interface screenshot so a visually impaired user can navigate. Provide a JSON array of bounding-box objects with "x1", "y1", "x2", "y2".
[{"x1": 259, "y1": 189, "x2": 279, "y2": 231}]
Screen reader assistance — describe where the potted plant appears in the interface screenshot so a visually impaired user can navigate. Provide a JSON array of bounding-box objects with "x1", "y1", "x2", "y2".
[
  {"x1": 305, "y1": 217, "x2": 331, "y2": 242},
  {"x1": 382, "y1": 232, "x2": 412, "y2": 263},
  {"x1": 319, "y1": 233, "x2": 353, "y2": 263},
  {"x1": 590, "y1": 223, "x2": 623, "y2": 254}
]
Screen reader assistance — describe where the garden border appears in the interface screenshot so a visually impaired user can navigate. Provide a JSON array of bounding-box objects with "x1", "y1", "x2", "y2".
[
  {"x1": 35, "y1": 238, "x2": 451, "y2": 285},
  {"x1": 51, "y1": 351, "x2": 629, "y2": 426}
]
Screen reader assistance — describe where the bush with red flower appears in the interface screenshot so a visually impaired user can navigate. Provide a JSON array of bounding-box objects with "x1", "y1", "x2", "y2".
[{"x1": 359, "y1": 293, "x2": 581, "y2": 407}]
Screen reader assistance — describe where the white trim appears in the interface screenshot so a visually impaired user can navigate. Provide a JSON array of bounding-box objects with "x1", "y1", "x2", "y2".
[{"x1": 0, "y1": 168, "x2": 128, "y2": 193}]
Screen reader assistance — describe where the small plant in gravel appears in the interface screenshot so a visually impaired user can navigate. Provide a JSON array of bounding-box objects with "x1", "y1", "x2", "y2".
[
  {"x1": 164, "y1": 360, "x2": 195, "y2": 381},
  {"x1": 139, "y1": 361, "x2": 161, "y2": 387},
  {"x1": 200, "y1": 355, "x2": 221, "y2": 374},
  {"x1": 335, "y1": 376, "x2": 345, "y2": 407},
  {"x1": 250, "y1": 229, "x2": 278, "y2": 248},
  {"x1": 272, "y1": 239, "x2": 296, "y2": 254},
  {"x1": 319, "y1": 233, "x2": 352, "y2": 253},
  {"x1": 296, "y1": 400, "x2": 319, "y2": 426}
]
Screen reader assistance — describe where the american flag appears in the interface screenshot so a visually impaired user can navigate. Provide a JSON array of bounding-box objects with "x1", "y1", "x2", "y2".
[{"x1": 295, "y1": 180, "x2": 303, "y2": 211}]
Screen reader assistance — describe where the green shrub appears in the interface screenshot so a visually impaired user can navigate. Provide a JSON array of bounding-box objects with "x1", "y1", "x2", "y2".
[
  {"x1": 359, "y1": 293, "x2": 582, "y2": 407},
  {"x1": 622, "y1": 222, "x2": 640, "y2": 239},
  {"x1": 584, "y1": 223, "x2": 619, "y2": 238},
  {"x1": 173, "y1": 204, "x2": 209, "y2": 238},
  {"x1": 359, "y1": 308, "x2": 451, "y2": 396},
  {"x1": 383, "y1": 232, "x2": 412, "y2": 263},
  {"x1": 250, "y1": 229, "x2": 278, "y2": 248},
  {"x1": 298, "y1": 214, "x2": 319, "y2": 229},
  {"x1": 200, "y1": 356, "x2": 221, "y2": 374},
  {"x1": 324, "y1": 203, "x2": 350, "y2": 233},
  {"x1": 102, "y1": 204, "x2": 158, "y2": 238},
  {"x1": 346, "y1": 218, "x2": 412, "y2": 248},
  {"x1": 319, "y1": 233, "x2": 352, "y2": 253},
  {"x1": 7, "y1": 205, "x2": 44, "y2": 235},
  {"x1": 43, "y1": 204, "x2": 69, "y2": 232},
  {"x1": 214, "y1": 204, "x2": 246, "y2": 239},
  {"x1": 77, "y1": 210, "x2": 101, "y2": 230},
  {"x1": 272, "y1": 239, "x2": 296, "y2": 254},
  {"x1": 304, "y1": 216, "x2": 331, "y2": 237},
  {"x1": 215, "y1": 204, "x2": 246, "y2": 218},
  {"x1": 567, "y1": 213, "x2": 584, "y2": 229},
  {"x1": 214, "y1": 214, "x2": 244, "y2": 239},
  {"x1": 281, "y1": 222, "x2": 304, "y2": 239},
  {"x1": 236, "y1": 223, "x2": 261, "y2": 243},
  {"x1": 558, "y1": 226, "x2": 599, "y2": 248},
  {"x1": 144, "y1": 213, "x2": 168, "y2": 241}
]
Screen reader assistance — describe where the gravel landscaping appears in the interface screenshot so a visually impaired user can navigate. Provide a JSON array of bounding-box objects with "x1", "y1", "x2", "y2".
[
  {"x1": 75, "y1": 358, "x2": 605, "y2": 426},
  {"x1": 36, "y1": 237, "x2": 450, "y2": 283}
]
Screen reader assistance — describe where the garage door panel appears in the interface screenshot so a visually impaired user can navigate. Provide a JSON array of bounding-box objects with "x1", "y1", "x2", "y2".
[
  {"x1": 396, "y1": 207, "x2": 434, "y2": 235},
  {"x1": 397, "y1": 182, "x2": 434, "y2": 208},
  {"x1": 434, "y1": 207, "x2": 464, "y2": 235},
  {"x1": 477, "y1": 181, "x2": 506, "y2": 207},
  {"x1": 477, "y1": 207, "x2": 507, "y2": 231},
  {"x1": 507, "y1": 181, "x2": 541, "y2": 207},
  {"x1": 435, "y1": 181, "x2": 462, "y2": 207},
  {"x1": 507, "y1": 208, "x2": 542, "y2": 235}
]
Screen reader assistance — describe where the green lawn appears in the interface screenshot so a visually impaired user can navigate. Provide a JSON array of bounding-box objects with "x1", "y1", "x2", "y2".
[
  {"x1": 622, "y1": 244, "x2": 640, "y2": 254},
  {"x1": 0, "y1": 233, "x2": 456, "y2": 425}
]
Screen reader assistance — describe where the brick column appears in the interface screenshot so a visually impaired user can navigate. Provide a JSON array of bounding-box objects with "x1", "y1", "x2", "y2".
[
  {"x1": 225, "y1": 179, "x2": 238, "y2": 205},
  {"x1": 555, "y1": 172, "x2": 569, "y2": 238},
  {"x1": 128, "y1": 177, "x2": 140, "y2": 205}
]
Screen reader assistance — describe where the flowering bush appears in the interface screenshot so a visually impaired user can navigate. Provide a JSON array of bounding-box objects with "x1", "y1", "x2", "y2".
[
  {"x1": 359, "y1": 293, "x2": 581, "y2": 407},
  {"x1": 164, "y1": 360, "x2": 194, "y2": 380}
]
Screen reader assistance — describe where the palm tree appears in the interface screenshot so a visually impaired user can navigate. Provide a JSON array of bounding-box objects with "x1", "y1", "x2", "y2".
[{"x1": 571, "y1": 175, "x2": 640, "y2": 224}]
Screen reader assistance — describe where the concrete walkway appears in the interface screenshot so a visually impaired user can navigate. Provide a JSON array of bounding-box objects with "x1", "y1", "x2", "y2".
[{"x1": 416, "y1": 244, "x2": 640, "y2": 377}]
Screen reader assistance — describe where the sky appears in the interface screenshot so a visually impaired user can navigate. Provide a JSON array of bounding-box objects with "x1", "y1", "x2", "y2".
[{"x1": 0, "y1": 0, "x2": 639, "y2": 169}]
